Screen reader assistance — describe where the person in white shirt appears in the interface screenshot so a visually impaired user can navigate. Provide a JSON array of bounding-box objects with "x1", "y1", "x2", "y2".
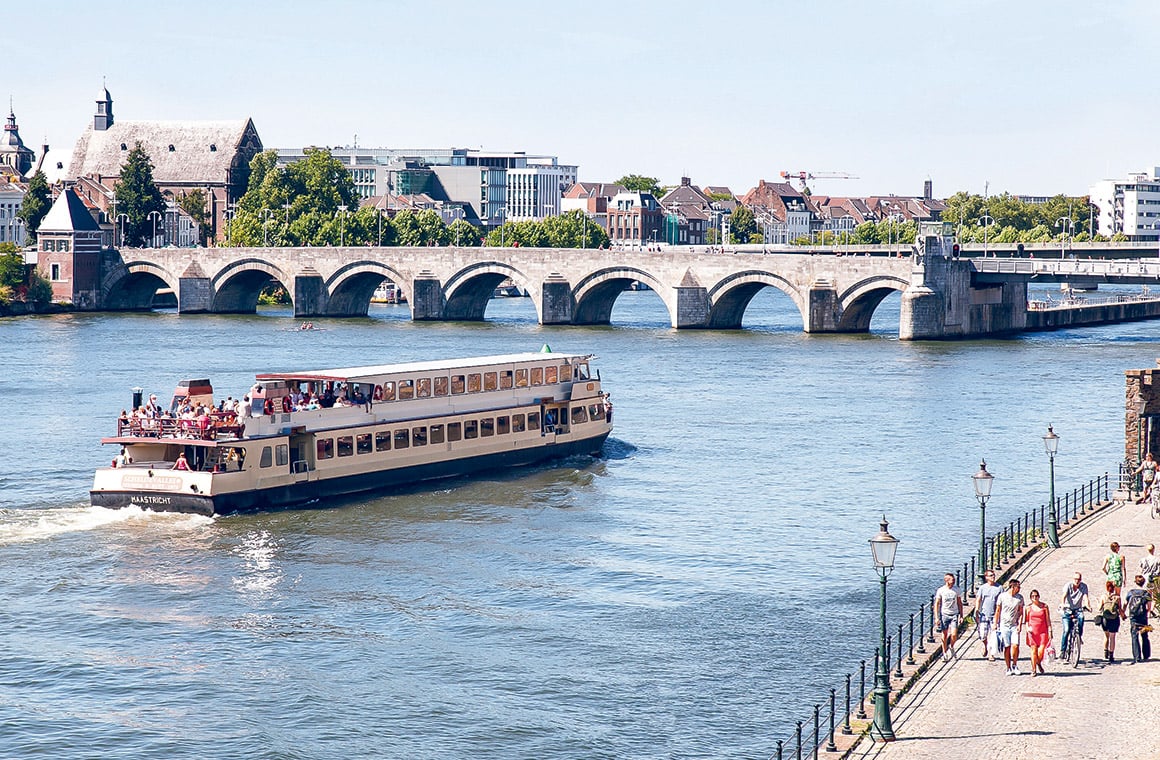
[
  {"x1": 994, "y1": 579, "x2": 1026, "y2": 675},
  {"x1": 934, "y1": 573, "x2": 964, "y2": 661}
]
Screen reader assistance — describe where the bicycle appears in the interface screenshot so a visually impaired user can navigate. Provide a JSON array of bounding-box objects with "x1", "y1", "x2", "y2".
[{"x1": 1059, "y1": 607, "x2": 1086, "y2": 668}]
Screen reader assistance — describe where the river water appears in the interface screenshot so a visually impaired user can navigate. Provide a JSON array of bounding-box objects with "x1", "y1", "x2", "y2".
[{"x1": 0, "y1": 288, "x2": 1152, "y2": 758}]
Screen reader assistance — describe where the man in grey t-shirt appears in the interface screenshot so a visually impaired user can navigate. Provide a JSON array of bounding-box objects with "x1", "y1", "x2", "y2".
[
  {"x1": 974, "y1": 570, "x2": 1002, "y2": 661},
  {"x1": 994, "y1": 579, "x2": 1025, "y2": 675},
  {"x1": 934, "y1": 573, "x2": 964, "y2": 661}
]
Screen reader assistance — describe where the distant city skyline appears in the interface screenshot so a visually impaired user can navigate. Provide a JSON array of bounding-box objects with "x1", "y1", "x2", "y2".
[{"x1": 7, "y1": 0, "x2": 1157, "y2": 198}]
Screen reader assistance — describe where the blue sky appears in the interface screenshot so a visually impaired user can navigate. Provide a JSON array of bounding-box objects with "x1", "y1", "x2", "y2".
[{"x1": 8, "y1": 0, "x2": 1156, "y2": 198}]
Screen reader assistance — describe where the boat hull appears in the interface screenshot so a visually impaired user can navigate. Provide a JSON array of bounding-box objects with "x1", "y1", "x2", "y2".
[{"x1": 91, "y1": 431, "x2": 610, "y2": 517}]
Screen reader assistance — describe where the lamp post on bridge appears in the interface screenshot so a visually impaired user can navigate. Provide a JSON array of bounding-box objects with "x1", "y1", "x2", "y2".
[
  {"x1": 1056, "y1": 216, "x2": 1073, "y2": 259},
  {"x1": 282, "y1": 202, "x2": 292, "y2": 245},
  {"x1": 337, "y1": 205, "x2": 349, "y2": 247},
  {"x1": 261, "y1": 208, "x2": 274, "y2": 246},
  {"x1": 979, "y1": 214, "x2": 996, "y2": 258},
  {"x1": 973, "y1": 460, "x2": 994, "y2": 581},
  {"x1": 148, "y1": 210, "x2": 162, "y2": 248},
  {"x1": 1044, "y1": 425, "x2": 1061, "y2": 548},
  {"x1": 869, "y1": 516, "x2": 899, "y2": 743},
  {"x1": 116, "y1": 213, "x2": 129, "y2": 248}
]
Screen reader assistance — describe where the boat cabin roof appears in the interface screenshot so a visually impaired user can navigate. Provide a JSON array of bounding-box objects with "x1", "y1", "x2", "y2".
[{"x1": 255, "y1": 352, "x2": 591, "y2": 384}]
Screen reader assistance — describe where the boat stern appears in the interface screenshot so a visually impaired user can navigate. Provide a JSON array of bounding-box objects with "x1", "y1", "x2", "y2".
[{"x1": 90, "y1": 466, "x2": 217, "y2": 516}]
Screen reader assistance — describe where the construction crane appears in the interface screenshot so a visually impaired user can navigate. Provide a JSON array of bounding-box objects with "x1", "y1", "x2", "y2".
[{"x1": 779, "y1": 170, "x2": 858, "y2": 194}]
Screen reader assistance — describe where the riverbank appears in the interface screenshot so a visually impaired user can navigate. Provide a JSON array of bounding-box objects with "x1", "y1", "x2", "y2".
[
  {"x1": 0, "y1": 300, "x2": 69, "y2": 317},
  {"x1": 848, "y1": 496, "x2": 1157, "y2": 759}
]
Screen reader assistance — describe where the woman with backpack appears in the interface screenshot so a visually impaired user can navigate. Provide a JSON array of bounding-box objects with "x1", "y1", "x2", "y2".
[
  {"x1": 1125, "y1": 574, "x2": 1153, "y2": 663},
  {"x1": 1097, "y1": 580, "x2": 1126, "y2": 663}
]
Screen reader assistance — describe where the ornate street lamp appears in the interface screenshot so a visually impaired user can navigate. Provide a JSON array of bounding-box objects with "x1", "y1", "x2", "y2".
[
  {"x1": 972, "y1": 460, "x2": 994, "y2": 581},
  {"x1": 1044, "y1": 425, "x2": 1060, "y2": 548},
  {"x1": 869, "y1": 516, "x2": 899, "y2": 742}
]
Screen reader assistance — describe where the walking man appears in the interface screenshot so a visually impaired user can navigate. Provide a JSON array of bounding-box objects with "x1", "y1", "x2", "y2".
[
  {"x1": 1060, "y1": 571, "x2": 1090, "y2": 657},
  {"x1": 1125, "y1": 574, "x2": 1153, "y2": 663},
  {"x1": 995, "y1": 579, "x2": 1026, "y2": 675},
  {"x1": 934, "y1": 572, "x2": 964, "y2": 661},
  {"x1": 974, "y1": 570, "x2": 1002, "y2": 661},
  {"x1": 1139, "y1": 544, "x2": 1160, "y2": 584}
]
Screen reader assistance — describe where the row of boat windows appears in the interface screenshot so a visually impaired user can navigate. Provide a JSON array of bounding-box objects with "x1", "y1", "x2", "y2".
[
  {"x1": 251, "y1": 403, "x2": 607, "y2": 469},
  {"x1": 373, "y1": 363, "x2": 581, "y2": 402}
]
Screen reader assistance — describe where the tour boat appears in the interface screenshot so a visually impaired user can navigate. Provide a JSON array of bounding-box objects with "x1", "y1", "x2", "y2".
[{"x1": 90, "y1": 350, "x2": 613, "y2": 516}]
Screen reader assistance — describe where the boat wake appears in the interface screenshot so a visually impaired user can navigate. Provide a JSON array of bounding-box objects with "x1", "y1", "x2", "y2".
[{"x1": 0, "y1": 505, "x2": 212, "y2": 545}]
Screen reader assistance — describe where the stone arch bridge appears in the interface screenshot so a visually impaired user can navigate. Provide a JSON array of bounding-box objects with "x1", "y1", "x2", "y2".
[{"x1": 97, "y1": 235, "x2": 1027, "y2": 340}]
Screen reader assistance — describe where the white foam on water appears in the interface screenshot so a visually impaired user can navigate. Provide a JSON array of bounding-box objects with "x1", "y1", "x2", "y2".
[{"x1": 0, "y1": 505, "x2": 213, "y2": 545}]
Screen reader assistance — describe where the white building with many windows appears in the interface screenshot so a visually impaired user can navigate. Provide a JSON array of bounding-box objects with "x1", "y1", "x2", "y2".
[
  {"x1": 0, "y1": 179, "x2": 27, "y2": 247},
  {"x1": 1089, "y1": 168, "x2": 1160, "y2": 242}
]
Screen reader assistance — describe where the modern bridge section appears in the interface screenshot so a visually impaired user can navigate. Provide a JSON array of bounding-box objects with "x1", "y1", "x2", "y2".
[{"x1": 91, "y1": 233, "x2": 1054, "y2": 340}]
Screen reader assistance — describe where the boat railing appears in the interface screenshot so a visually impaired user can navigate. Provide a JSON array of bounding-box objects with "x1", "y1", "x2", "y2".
[{"x1": 117, "y1": 415, "x2": 244, "y2": 441}]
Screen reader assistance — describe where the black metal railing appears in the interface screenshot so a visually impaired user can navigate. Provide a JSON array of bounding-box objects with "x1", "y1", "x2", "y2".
[{"x1": 767, "y1": 472, "x2": 1109, "y2": 758}]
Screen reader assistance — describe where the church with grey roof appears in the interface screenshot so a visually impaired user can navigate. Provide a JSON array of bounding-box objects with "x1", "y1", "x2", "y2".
[{"x1": 67, "y1": 87, "x2": 263, "y2": 242}]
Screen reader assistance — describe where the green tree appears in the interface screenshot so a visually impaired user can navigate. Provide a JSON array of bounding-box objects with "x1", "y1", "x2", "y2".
[
  {"x1": 16, "y1": 170, "x2": 51, "y2": 242},
  {"x1": 448, "y1": 219, "x2": 481, "y2": 246},
  {"x1": 113, "y1": 144, "x2": 166, "y2": 247},
  {"x1": 728, "y1": 205, "x2": 757, "y2": 244},
  {"x1": 0, "y1": 249, "x2": 25, "y2": 288},
  {"x1": 615, "y1": 174, "x2": 661, "y2": 197},
  {"x1": 178, "y1": 189, "x2": 208, "y2": 246}
]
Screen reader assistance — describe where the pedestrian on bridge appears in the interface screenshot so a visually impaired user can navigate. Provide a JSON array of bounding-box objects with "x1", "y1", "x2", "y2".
[{"x1": 935, "y1": 573, "x2": 964, "y2": 661}]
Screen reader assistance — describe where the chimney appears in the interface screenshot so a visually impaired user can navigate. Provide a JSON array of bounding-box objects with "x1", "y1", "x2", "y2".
[
  {"x1": 923, "y1": 179, "x2": 933, "y2": 200},
  {"x1": 681, "y1": 176, "x2": 691, "y2": 186}
]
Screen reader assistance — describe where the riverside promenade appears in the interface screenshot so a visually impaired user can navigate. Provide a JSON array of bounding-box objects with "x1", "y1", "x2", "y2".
[{"x1": 849, "y1": 496, "x2": 1158, "y2": 760}]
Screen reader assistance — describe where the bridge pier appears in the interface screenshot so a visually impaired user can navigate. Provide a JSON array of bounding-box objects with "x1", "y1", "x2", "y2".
[
  {"x1": 293, "y1": 269, "x2": 328, "y2": 317},
  {"x1": 176, "y1": 261, "x2": 213, "y2": 313},
  {"x1": 673, "y1": 285, "x2": 710, "y2": 328},
  {"x1": 411, "y1": 273, "x2": 446, "y2": 320},
  {"x1": 541, "y1": 276, "x2": 574, "y2": 324},
  {"x1": 804, "y1": 282, "x2": 841, "y2": 333}
]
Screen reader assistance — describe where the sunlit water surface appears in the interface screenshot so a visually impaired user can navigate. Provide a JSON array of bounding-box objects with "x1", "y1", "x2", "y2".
[{"x1": 0, "y1": 286, "x2": 1155, "y2": 758}]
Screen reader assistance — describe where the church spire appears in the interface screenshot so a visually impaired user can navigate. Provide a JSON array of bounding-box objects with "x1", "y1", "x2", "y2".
[
  {"x1": 94, "y1": 83, "x2": 114, "y2": 131},
  {"x1": 0, "y1": 101, "x2": 34, "y2": 179}
]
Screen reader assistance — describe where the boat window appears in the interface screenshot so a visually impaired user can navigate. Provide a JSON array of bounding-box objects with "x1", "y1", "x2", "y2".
[
  {"x1": 357, "y1": 433, "x2": 372, "y2": 454},
  {"x1": 417, "y1": 378, "x2": 431, "y2": 398},
  {"x1": 451, "y1": 375, "x2": 465, "y2": 394},
  {"x1": 588, "y1": 403, "x2": 604, "y2": 420},
  {"x1": 276, "y1": 444, "x2": 289, "y2": 466},
  {"x1": 399, "y1": 380, "x2": 415, "y2": 400},
  {"x1": 260, "y1": 446, "x2": 273, "y2": 468},
  {"x1": 483, "y1": 372, "x2": 497, "y2": 391},
  {"x1": 515, "y1": 369, "x2": 529, "y2": 387},
  {"x1": 499, "y1": 371, "x2": 513, "y2": 390},
  {"x1": 337, "y1": 436, "x2": 354, "y2": 457},
  {"x1": 447, "y1": 422, "x2": 462, "y2": 442},
  {"x1": 546, "y1": 366, "x2": 558, "y2": 384},
  {"x1": 434, "y1": 377, "x2": 449, "y2": 396},
  {"x1": 530, "y1": 367, "x2": 543, "y2": 385},
  {"x1": 467, "y1": 373, "x2": 481, "y2": 393},
  {"x1": 572, "y1": 406, "x2": 588, "y2": 423},
  {"x1": 558, "y1": 408, "x2": 569, "y2": 426},
  {"x1": 464, "y1": 420, "x2": 478, "y2": 439},
  {"x1": 575, "y1": 363, "x2": 589, "y2": 380},
  {"x1": 481, "y1": 418, "x2": 494, "y2": 437},
  {"x1": 317, "y1": 438, "x2": 334, "y2": 460},
  {"x1": 527, "y1": 412, "x2": 540, "y2": 430},
  {"x1": 497, "y1": 416, "x2": 510, "y2": 435},
  {"x1": 560, "y1": 364, "x2": 572, "y2": 382},
  {"x1": 381, "y1": 381, "x2": 396, "y2": 401},
  {"x1": 511, "y1": 414, "x2": 525, "y2": 433},
  {"x1": 375, "y1": 430, "x2": 391, "y2": 451},
  {"x1": 430, "y1": 424, "x2": 445, "y2": 444},
  {"x1": 412, "y1": 426, "x2": 428, "y2": 446},
  {"x1": 393, "y1": 429, "x2": 410, "y2": 449}
]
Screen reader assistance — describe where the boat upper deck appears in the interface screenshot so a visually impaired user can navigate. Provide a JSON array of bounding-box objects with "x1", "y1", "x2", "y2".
[{"x1": 255, "y1": 351, "x2": 594, "y2": 384}]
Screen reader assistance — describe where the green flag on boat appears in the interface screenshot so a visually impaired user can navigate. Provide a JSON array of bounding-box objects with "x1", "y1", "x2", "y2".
[{"x1": 540, "y1": 344, "x2": 552, "y2": 353}]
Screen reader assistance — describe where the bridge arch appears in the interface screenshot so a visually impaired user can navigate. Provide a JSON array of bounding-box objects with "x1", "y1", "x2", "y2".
[
  {"x1": 101, "y1": 261, "x2": 181, "y2": 311},
  {"x1": 442, "y1": 262, "x2": 537, "y2": 321},
  {"x1": 704, "y1": 271, "x2": 805, "y2": 329},
  {"x1": 571, "y1": 267, "x2": 669, "y2": 325},
  {"x1": 837, "y1": 275, "x2": 909, "y2": 332},
  {"x1": 210, "y1": 258, "x2": 291, "y2": 314},
  {"x1": 325, "y1": 261, "x2": 411, "y2": 317}
]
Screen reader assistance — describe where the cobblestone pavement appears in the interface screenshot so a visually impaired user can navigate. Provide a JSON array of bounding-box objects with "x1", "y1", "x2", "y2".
[{"x1": 851, "y1": 499, "x2": 1160, "y2": 760}]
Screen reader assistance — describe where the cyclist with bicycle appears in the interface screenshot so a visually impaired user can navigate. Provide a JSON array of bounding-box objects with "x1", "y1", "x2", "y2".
[{"x1": 1060, "y1": 571, "x2": 1090, "y2": 656}]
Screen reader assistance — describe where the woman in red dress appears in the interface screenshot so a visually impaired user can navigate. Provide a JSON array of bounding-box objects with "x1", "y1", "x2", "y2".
[{"x1": 1024, "y1": 589, "x2": 1053, "y2": 676}]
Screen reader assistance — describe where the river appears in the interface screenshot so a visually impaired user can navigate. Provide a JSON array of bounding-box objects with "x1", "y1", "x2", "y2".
[{"x1": 0, "y1": 287, "x2": 1151, "y2": 758}]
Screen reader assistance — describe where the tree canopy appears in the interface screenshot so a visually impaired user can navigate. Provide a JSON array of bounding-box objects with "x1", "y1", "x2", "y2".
[
  {"x1": 941, "y1": 192, "x2": 1098, "y2": 243},
  {"x1": 484, "y1": 210, "x2": 609, "y2": 249},
  {"x1": 16, "y1": 171, "x2": 51, "y2": 242},
  {"x1": 615, "y1": 174, "x2": 662, "y2": 197}
]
